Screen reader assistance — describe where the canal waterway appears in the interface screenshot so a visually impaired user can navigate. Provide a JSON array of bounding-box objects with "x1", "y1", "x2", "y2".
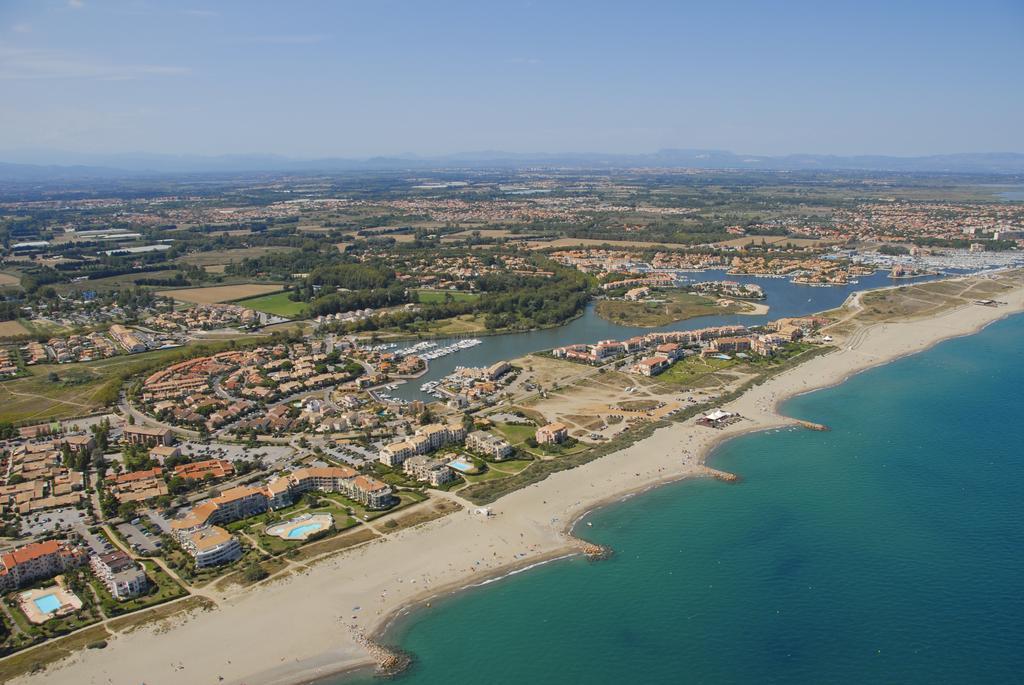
[{"x1": 390, "y1": 269, "x2": 939, "y2": 401}]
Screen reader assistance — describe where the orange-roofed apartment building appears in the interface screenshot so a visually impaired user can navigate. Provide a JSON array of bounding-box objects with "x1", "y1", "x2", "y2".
[
  {"x1": 632, "y1": 356, "x2": 671, "y2": 377},
  {"x1": 0, "y1": 540, "x2": 87, "y2": 591},
  {"x1": 173, "y1": 459, "x2": 235, "y2": 481},
  {"x1": 535, "y1": 422, "x2": 569, "y2": 445}
]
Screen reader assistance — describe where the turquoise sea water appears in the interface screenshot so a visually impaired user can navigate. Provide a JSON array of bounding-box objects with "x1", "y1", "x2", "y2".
[{"x1": 338, "y1": 313, "x2": 1024, "y2": 684}]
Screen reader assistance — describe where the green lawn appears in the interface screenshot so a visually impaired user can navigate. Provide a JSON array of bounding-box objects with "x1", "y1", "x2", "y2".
[
  {"x1": 596, "y1": 291, "x2": 744, "y2": 327},
  {"x1": 319, "y1": 489, "x2": 425, "y2": 520},
  {"x1": 654, "y1": 355, "x2": 737, "y2": 387},
  {"x1": 415, "y1": 289, "x2": 480, "y2": 304},
  {"x1": 234, "y1": 291, "x2": 307, "y2": 318},
  {"x1": 461, "y1": 457, "x2": 534, "y2": 484},
  {"x1": 492, "y1": 422, "x2": 536, "y2": 445}
]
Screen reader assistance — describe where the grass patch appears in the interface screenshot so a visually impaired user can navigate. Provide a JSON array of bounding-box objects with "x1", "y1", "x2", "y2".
[
  {"x1": 213, "y1": 556, "x2": 290, "y2": 591},
  {"x1": 234, "y1": 291, "x2": 307, "y2": 318},
  {"x1": 595, "y1": 291, "x2": 748, "y2": 327},
  {"x1": 385, "y1": 499, "x2": 463, "y2": 533},
  {"x1": 492, "y1": 422, "x2": 536, "y2": 446},
  {"x1": 653, "y1": 355, "x2": 737, "y2": 387}
]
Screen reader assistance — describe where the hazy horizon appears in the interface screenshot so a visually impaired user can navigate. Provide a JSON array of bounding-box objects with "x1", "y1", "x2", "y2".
[
  {"x1": 3, "y1": 146, "x2": 1024, "y2": 163},
  {"x1": 2, "y1": 0, "x2": 1022, "y2": 159}
]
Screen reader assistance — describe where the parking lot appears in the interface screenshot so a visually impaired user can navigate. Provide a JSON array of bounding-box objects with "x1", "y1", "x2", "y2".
[
  {"x1": 21, "y1": 507, "x2": 90, "y2": 538},
  {"x1": 78, "y1": 526, "x2": 117, "y2": 556},
  {"x1": 116, "y1": 519, "x2": 162, "y2": 555},
  {"x1": 143, "y1": 508, "x2": 173, "y2": 535},
  {"x1": 321, "y1": 442, "x2": 371, "y2": 467},
  {"x1": 179, "y1": 441, "x2": 295, "y2": 469}
]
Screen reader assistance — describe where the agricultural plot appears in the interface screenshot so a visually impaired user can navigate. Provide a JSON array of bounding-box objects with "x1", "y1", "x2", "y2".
[
  {"x1": 0, "y1": 320, "x2": 30, "y2": 338},
  {"x1": 234, "y1": 291, "x2": 307, "y2": 317},
  {"x1": 158, "y1": 284, "x2": 284, "y2": 304}
]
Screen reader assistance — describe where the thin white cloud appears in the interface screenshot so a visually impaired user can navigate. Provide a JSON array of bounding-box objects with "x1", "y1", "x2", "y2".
[
  {"x1": 68, "y1": 0, "x2": 84, "y2": 8},
  {"x1": 0, "y1": 46, "x2": 189, "y2": 81},
  {"x1": 12, "y1": 24, "x2": 32, "y2": 34}
]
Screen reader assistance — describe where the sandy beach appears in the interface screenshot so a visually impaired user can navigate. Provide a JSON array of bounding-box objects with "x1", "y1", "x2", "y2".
[{"x1": 14, "y1": 276, "x2": 1024, "y2": 685}]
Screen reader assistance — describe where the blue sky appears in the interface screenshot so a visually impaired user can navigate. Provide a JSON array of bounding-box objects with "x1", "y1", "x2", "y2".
[{"x1": 0, "y1": 0, "x2": 1022, "y2": 158}]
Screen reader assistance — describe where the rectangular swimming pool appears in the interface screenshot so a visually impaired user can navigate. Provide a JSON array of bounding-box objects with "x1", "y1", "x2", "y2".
[{"x1": 33, "y1": 593, "x2": 62, "y2": 614}]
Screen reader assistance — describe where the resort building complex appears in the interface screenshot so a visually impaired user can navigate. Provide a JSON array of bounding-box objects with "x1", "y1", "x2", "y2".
[
  {"x1": 169, "y1": 466, "x2": 394, "y2": 567},
  {"x1": 465, "y1": 430, "x2": 515, "y2": 461},
  {"x1": 403, "y1": 456, "x2": 456, "y2": 486},
  {"x1": 0, "y1": 540, "x2": 87, "y2": 591},
  {"x1": 379, "y1": 422, "x2": 468, "y2": 467},
  {"x1": 182, "y1": 527, "x2": 243, "y2": 570}
]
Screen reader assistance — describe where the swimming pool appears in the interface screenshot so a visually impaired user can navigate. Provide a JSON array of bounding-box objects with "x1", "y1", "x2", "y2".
[
  {"x1": 287, "y1": 522, "x2": 324, "y2": 539},
  {"x1": 447, "y1": 458, "x2": 475, "y2": 473},
  {"x1": 33, "y1": 593, "x2": 62, "y2": 614}
]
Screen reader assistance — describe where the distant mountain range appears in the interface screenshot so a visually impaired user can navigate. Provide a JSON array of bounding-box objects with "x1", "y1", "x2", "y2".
[{"x1": 2, "y1": 149, "x2": 1024, "y2": 179}]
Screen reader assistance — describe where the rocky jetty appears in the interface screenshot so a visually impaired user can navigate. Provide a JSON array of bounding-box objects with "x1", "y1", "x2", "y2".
[
  {"x1": 569, "y1": 537, "x2": 614, "y2": 560},
  {"x1": 348, "y1": 624, "x2": 412, "y2": 677},
  {"x1": 702, "y1": 466, "x2": 741, "y2": 483}
]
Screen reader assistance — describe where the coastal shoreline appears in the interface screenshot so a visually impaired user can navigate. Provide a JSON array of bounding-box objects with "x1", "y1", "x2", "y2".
[
  {"x1": 293, "y1": 275, "x2": 1024, "y2": 683},
  {"x1": 14, "y1": 275, "x2": 1024, "y2": 685}
]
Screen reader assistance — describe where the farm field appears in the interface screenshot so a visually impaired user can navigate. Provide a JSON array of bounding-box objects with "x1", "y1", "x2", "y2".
[
  {"x1": 234, "y1": 291, "x2": 307, "y2": 318},
  {"x1": 0, "y1": 272, "x2": 21, "y2": 287},
  {"x1": 440, "y1": 228, "x2": 520, "y2": 242},
  {"x1": 178, "y1": 246, "x2": 295, "y2": 268},
  {"x1": 0, "y1": 319, "x2": 30, "y2": 338},
  {"x1": 59, "y1": 269, "x2": 182, "y2": 294},
  {"x1": 158, "y1": 284, "x2": 284, "y2": 304}
]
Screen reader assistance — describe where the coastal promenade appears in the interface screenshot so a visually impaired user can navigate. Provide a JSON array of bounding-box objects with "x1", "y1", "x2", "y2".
[{"x1": 16, "y1": 274, "x2": 1024, "y2": 685}]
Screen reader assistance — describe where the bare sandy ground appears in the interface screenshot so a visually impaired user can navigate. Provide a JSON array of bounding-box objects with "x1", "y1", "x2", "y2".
[
  {"x1": 157, "y1": 283, "x2": 283, "y2": 304},
  {"x1": 16, "y1": 277, "x2": 1024, "y2": 685}
]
